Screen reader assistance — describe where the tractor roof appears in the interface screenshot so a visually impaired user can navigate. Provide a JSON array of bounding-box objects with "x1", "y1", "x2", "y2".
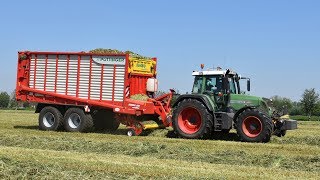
[{"x1": 192, "y1": 69, "x2": 237, "y2": 76}]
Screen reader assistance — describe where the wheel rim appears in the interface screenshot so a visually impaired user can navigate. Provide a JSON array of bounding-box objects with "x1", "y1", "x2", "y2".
[
  {"x1": 68, "y1": 113, "x2": 81, "y2": 129},
  {"x1": 242, "y1": 116, "x2": 262, "y2": 138},
  {"x1": 127, "y1": 130, "x2": 134, "y2": 136},
  {"x1": 178, "y1": 107, "x2": 202, "y2": 134},
  {"x1": 43, "y1": 112, "x2": 55, "y2": 128}
]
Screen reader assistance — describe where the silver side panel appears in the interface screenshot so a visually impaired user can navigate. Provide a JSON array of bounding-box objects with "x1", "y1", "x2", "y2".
[{"x1": 29, "y1": 54, "x2": 125, "y2": 102}]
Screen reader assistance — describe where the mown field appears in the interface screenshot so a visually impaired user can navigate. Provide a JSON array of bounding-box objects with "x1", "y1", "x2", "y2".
[{"x1": 0, "y1": 110, "x2": 319, "y2": 179}]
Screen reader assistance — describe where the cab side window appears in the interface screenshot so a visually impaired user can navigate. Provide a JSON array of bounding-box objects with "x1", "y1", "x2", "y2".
[
  {"x1": 205, "y1": 76, "x2": 222, "y2": 92},
  {"x1": 192, "y1": 76, "x2": 203, "y2": 93},
  {"x1": 229, "y1": 78, "x2": 236, "y2": 94}
]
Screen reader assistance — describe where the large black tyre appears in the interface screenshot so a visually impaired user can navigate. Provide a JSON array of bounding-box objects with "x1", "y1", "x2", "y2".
[
  {"x1": 172, "y1": 99, "x2": 213, "y2": 139},
  {"x1": 39, "y1": 106, "x2": 63, "y2": 131},
  {"x1": 64, "y1": 108, "x2": 94, "y2": 133},
  {"x1": 236, "y1": 109, "x2": 273, "y2": 143},
  {"x1": 92, "y1": 109, "x2": 120, "y2": 131}
]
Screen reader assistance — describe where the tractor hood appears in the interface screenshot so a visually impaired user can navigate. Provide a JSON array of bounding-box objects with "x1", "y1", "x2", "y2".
[{"x1": 230, "y1": 94, "x2": 269, "y2": 112}]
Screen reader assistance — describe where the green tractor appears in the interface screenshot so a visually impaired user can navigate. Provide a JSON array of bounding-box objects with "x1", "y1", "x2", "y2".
[{"x1": 172, "y1": 66, "x2": 297, "y2": 143}]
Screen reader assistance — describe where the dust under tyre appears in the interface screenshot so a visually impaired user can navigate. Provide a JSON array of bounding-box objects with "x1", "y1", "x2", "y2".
[
  {"x1": 92, "y1": 109, "x2": 120, "y2": 131},
  {"x1": 64, "y1": 108, "x2": 94, "y2": 133},
  {"x1": 39, "y1": 106, "x2": 63, "y2": 131},
  {"x1": 236, "y1": 109, "x2": 273, "y2": 143},
  {"x1": 172, "y1": 99, "x2": 213, "y2": 139}
]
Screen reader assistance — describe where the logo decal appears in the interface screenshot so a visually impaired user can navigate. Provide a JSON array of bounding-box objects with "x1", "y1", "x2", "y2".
[{"x1": 92, "y1": 56, "x2": 126, "y2": 65}]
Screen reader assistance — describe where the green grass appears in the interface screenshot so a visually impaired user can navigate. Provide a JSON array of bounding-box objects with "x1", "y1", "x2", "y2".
[{"x1": 0, "y1": 110, "x2": 319, "y2": 179}]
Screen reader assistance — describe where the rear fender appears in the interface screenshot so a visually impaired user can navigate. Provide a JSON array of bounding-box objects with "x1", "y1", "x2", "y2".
[{"x1": 173, "y1": 95, "x2": 214, "y2": 112}]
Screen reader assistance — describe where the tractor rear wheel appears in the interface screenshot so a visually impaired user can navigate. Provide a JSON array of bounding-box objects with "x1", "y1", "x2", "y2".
[
  {"x1": 92, "y1": 109, "x2": 120, "y2": 131},
  {"x1": 236, "y1": 109, "x2": 273, "y2": 143},
  {"x1": 172, "y1": 99, "x2": 213, "y2": 139}
]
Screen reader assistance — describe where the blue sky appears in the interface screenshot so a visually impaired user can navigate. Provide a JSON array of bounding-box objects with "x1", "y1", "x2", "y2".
[{"x1": 0, "y1": 0, "x2": 319, "y2": 101}]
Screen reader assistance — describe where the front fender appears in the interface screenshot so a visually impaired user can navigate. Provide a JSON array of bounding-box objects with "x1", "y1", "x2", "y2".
[{"x1": 233, "y1": 106, "x2": 256, "y2": 121}]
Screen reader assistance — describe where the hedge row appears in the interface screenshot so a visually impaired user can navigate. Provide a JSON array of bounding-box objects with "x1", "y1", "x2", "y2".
[{"x1": 290, "y1": 115, "x2": 320, "y2": 121}]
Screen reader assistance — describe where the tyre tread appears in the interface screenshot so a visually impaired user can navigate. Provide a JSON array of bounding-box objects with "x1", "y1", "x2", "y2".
[
  {"x1": 172, "y1": 99, "x2": 213, "y2": 139},
  {"x1": 39, "y1": 106, "x2": 63, "y2": 131},
  {"x1": 64, "y1": 107, "x2": 94, "y2": 133}
]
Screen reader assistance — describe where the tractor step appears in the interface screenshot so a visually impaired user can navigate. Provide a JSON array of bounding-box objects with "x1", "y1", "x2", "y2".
[
  {"x1": 214, "y1": 113, "x2": 223, "y2": 131},
  {"x1": 213, "y1": 112, "x2": 233, "y2": 131}
]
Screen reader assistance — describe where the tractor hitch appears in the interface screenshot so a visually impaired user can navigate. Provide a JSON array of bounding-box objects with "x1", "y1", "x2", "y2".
[{"x1": 273, "y1": 118, "x2": 298, "y2": 137}]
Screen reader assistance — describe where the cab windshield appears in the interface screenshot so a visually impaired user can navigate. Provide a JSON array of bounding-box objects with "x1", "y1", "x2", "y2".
[{"x1": 192, "y1": 75, "x2": 238, "y2": 94}]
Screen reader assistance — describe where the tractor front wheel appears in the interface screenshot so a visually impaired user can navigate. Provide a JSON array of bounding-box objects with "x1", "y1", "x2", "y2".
[
  {"x1": 236, "y1": 109, "x2": 273, "y2": 143},
  {"x1": 172, "y1": 99, "x2": 213, "y2": 139}
]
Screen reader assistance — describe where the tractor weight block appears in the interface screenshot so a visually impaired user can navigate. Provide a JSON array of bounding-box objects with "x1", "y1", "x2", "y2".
[{"x1": 281, "y1": 119, "x2": 298, "y2": 130}]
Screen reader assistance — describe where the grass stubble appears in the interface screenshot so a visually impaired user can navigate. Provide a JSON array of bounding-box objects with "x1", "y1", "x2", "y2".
[{"x1": 0, "y1": 110, "x2": 319, "y2": 179}]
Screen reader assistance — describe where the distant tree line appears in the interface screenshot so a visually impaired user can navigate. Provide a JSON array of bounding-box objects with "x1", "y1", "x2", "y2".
[
  {"x1": 271, "y1": 88, "x2": 320, "y2": 119},
  {"x1": 0, "y1": 89, "x2": 34, "y2": 109}
]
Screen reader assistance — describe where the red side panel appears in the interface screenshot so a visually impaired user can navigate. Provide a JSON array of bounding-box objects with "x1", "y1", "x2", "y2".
[
  {"x1": 16, "y1": 52, "x2": 31, "y2": 101},
  {"x1": 129, "y1": 75, "x2": 150, "y2": 95}
]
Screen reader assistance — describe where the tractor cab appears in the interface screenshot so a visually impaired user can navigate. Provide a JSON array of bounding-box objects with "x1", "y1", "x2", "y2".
[
  {"x1": 191, "y1": 67, "x2": 250, "y2": 111},
  {"x1": 192, "y1": 67, "x2": 250, "y2": 94}
]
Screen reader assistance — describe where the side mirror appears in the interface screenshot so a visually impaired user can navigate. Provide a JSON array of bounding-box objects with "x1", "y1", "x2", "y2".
[{"x1": 247, "y1": 79, "x2": 251, "y2": 91}]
